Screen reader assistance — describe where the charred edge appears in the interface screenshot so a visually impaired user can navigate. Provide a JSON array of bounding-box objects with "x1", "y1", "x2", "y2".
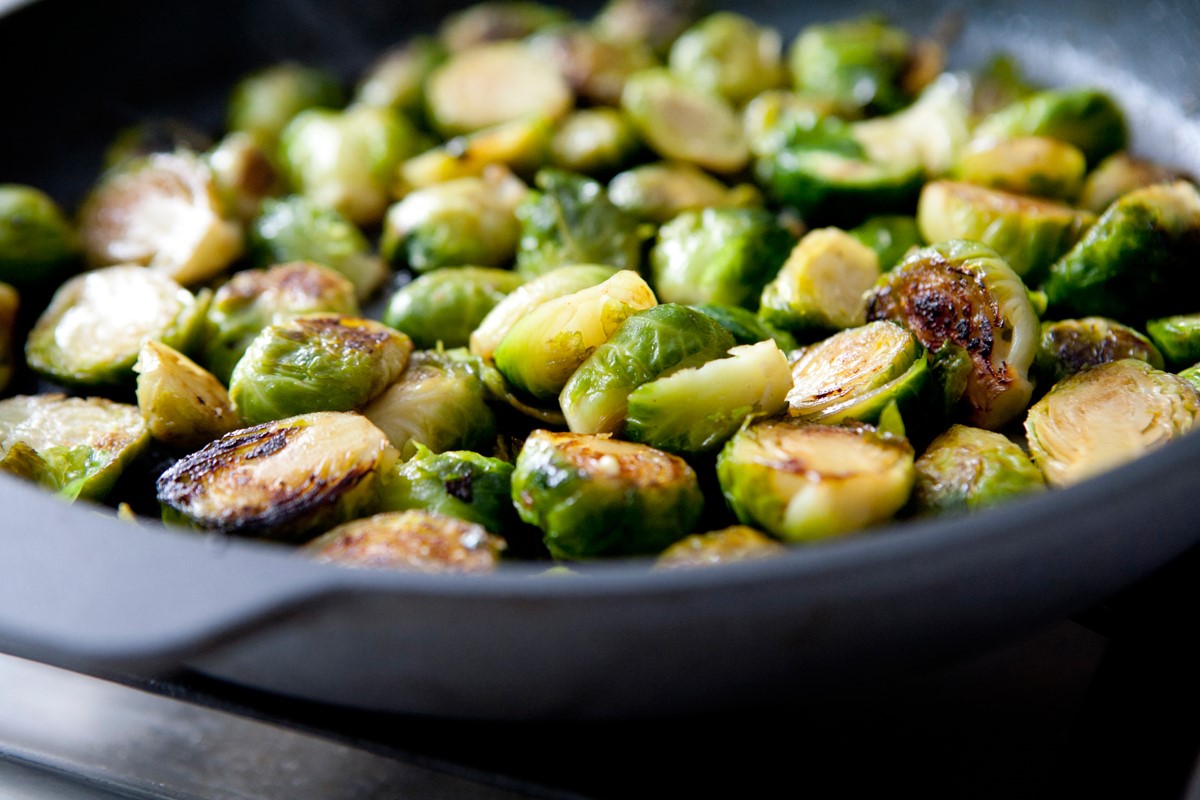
[{"x1": 155, "y1": 423, "x2": 299, "y2": 504}]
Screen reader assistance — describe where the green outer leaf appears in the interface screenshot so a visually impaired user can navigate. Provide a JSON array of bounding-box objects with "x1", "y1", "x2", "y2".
[
  {"x1": 383, "y1": 267, "x2": 524, "y2": 349},
  {"x1": 912, "y1": 424, "x2": 1044, "y2": 514},
  {"x1": 379, "y1": 446, "x2": 519, "y2": 538},
  {"x1": 1147, "y1": 314, "x2": 1200, "y2": 367}
]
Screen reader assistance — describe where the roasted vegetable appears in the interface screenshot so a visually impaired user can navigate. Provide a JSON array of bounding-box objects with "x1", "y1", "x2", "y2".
[
  {"x1": 608, "y1": 161, "x2": 761, "y2": 223},
  {"x1": 528, "y1": 25, "x2": 656, "y2": 107},
  {"x1": 912, "y1": 424, "x2": 1044, "y2": 514},
  {"x1": 1146, "y1": 314, "x2": 1200, "y2": 368},
  {"x1": 953, "y1": 136, "x2": 1087, "y2": 201},
  {"x1": 0, "y1": 283, "x2": 16, "y2": 393},
  {"x1": 383, "y1": 267, "x2": 524, "y2": 349},
  {"x1": 438, "y1": 1, "x2": 569, "y2": 52},
  {"x1": 380, "y1": 446, "x2": 520, "y2": 538},
  {"x1": 135, "y1": 340, "x2": 240, "y2": 450},
  {"x1": 760, "y1": 227, "x2": 881, "y2": 332},
  {"x1": 1078, "y1": 151, "x2": 1182, "y2": 214},
  {"x1": 206, "y1": 132, "x2": 281, "y2": 223},
  {"x1": 226, "y1": 62, "x2": 342, "y2": 149},
  {"x1": 549, "y1": 109, "x2": 641, "y2": 177},
  {"x1": 787, "y1": 16, "x2": 914, "y2": 116},
  {"x1": 848, "y1": 215, "x2": 922, "y2": 272},
  {"x1": 307, "y1": 510, "x2": 503, "y2": 573},
  {"x1": 690, "y1": 303, "x2": 797, "y2": 351},
  {"x1": 396, "y1": 116, "x2": 554, "y2": 192},
  {"x1": 974, "y1": 87, "x2": 1127, "y2": 167},
  {"x1": 0, "y1": 184, "x2": 77, "y2": 286},
  {"x1": 1035, "y1": 317, "x2": 1164, "y2": 385},
  {"x1": 668, "y1": 12, "x2": 786, "y2": 106},
  {"x1": 355, "y1": 38, "x2": 446, "y2": 120},
  {"x1": 592, "y1": 0, "x2": 701, "y2": 55},
  {"x1": 655, "y1": 525, "x2": 784, "y2": 569}
]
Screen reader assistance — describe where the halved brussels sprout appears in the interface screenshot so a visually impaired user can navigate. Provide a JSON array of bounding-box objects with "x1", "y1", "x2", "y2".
[
  {"x1": 103, "y1": 119, "x2": 213, "y2": 170},
  {"x1": 592, "y1": 0, "x2": 701, "y2": 55},
  {"x1": 717, "y1": 418, "x2": 915, "y2": 543},
  {"x1": 650, "y1": 207, "x2": 794, "y2": 308},
  {"x1": 917, "y1": 180, "x2": 1094, "y2": 281},
  {"x1": 787, "y1": 16, "x2": 913, "y2": 116},
  {"x1": 206, "y1": 132, "x2": 281, "y2": 223},
  {"x1": 786, "y1": 321, "x2": 929, "y2": 425},
  {"x1": 760, "y1": 227, "x2": 881, "y2": 332},
  {"x1": 741, "y1": 90, "x2": 842, "y2": 158},
  {"x1": 527, "y1": 25, "x2": 657, "y2": 107},
  {"x1": 621, "y1": 69, "x2": 749, "y2": 174},
  {"x1": 514, "y1": 169, "x2": 647, "y2": 279},
  {"x1": 974, "y1": 87, "x2": 1127, "y2": 167},
  {"x1": 379, "y1": 446, "x2": 520, "y2": 539},
  {"x1": 381, "y1": 168, "x2": 526, "y2": 273},
  {"x1": 511, "y1": 429, "x2": 703, "y2": 558},
  {"x1": 438, "y1": 1, "x2": 569, "y2": 52},
  {"x1": 425, "y1": 41, "x2": 573, "y2": 137},
  {"x1": 1035, "y1": 317, "x2": 1164, "y2": 386},
  {"x1": 560, "y1": 303, "x2": 734, "y2": 434},
  {"x1": 306, "y1": 510, "x2": 503, "y2": 574},
  {"x1": 1043, "y1": 181, "x2": 1200, "y2": 319},
  {"x1": 469, "y1": 263, "x2": 616, "y2": 362},
  {"x1": 0, "y1": 184, "x2": 78, "y2": 286},
  {"x1": 655, "y1": 525, "x2": 784, "y2": 569},
  {"x1": 1024, "y1": 359, "x2": 1200, "y2": 488},
  {"x1": 278, "y1": 106, "x2": 423, "y2": 226},
  {"x1": 953, "y1": 136, "x2": 1087, "y2": 201},
  {"x1": 1146, "y1": 315, "x2": 1200, "y2": 368},
  {"x1": 383, "y1": 267, "x2": 524, "y2": 350},
  {"x1": 226, "y1": 62, "x2": 343, "y2": 149},
  {"x1": 668, "y1": 12, "x2": 786, "y2": 106},
  {"x1": 625, "y1": 340, "x2": 791, "y2": 454},
  {"x1": 690, "y1": 303, "x2": 797, "y2": 351},
  {"x1": 850, "y1": 73, "x2": 972, "y2": 179},
  {"x1": 549, "y1": 109, "x2": 641, "y2": 177},
  {"x1": 396, "y1": 116, "x2": 555, "y2": 192},
  {"x1": 848, "y1": 215, "x2": 922, "y2": 272},
  {"x1": 493, "y1": 269, "x2": 656, "y2": 400},
  {"x1": 865, "y1": 240, "x2": 1040, "y2": 429},
  {"x1": 912, "y1": 424, "x2": 1044, "y2": 514},
  {"x1": 229, "y1": 314, "x2": 413, "y2": 425},
  {"x1": 1078, "y1": 152, "x2": 1183, "y2": 214},
  {"x1": 1180, "y1": 363, "x2": 1200, "y2": 393},
  {"x1": 969, "y1": 54, "x2": 1038, "y2": 118},
  {"x1": 362, "y1": 348, "x2": 497, "y2": 459},
  {"x1": 78, "y1": 153, "x2": 244, "y2": 286},
  {"x1": 200, "y1": 261, "x2": 360, "y2": 385},
  {"x1": 157, "y1": 411, "x2": 397, "y2": 541},
  {"x1": 355, "y1": 37, "x2": 447, "y2": 120},
  {"x1": 0, "y1": 283, "x2": 16, "y2": 393},
  {"x1": 608, "y1": 161, "x2": 761, "y2": 224},
  {"x1": 27, "y1": 265, "x2": 207, "y2": 388},
  {"x1": 135, "y1": 340, "x2": 240, "y2": 450},
  {"x1": 248, "y1": 196, "x2": 388, "y2": 301},
  {"x1": 0, "y1": 394, "x2": 150, "y2": 502}
]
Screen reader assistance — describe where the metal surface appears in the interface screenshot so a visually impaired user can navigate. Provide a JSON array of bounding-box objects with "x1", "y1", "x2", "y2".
[{"x1": 2, "y1": 0, "x2": 1200, "y2": 720}]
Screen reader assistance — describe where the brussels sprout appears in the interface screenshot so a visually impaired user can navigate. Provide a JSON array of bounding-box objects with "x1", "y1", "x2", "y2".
[
  {"x1": 229, "y1": 314, "x2": 413, "y2": 425},
  {"x1": 912, "y1": 424, "x2": 1044, "y2": 514},
  {"x1": 278, "y1": 106, "x2": 423, "y2": 227},
  {"x1": 1024, "y1": 359, "x2": 1200, "y2": 488},
  {"x1": 916, "y1": 180, "x2": 1094, "y2": 281},
  {"x1": 493, "y1": 269, "x2": 656, "y2": 400},
  {"x1": 1078, "y1": 152, "x2": 1183, "y2": 214},
  {"x1": 157, "y1": 411, "x2": 397, "y2": 541},
  {"x1": 848, "y1": 215, "x2": 922, "y2": 271},
  {"x1": 974, "y1": 88, "x2": 1127, "y2": 167},
  {"x1": 469, "y1": 263, "x2": 616, "y2": 362},
  {"x1": 970, "y1": 54, "x2": 1038, "y2": 118},
  {"x1": 1179, "y1": 363, "x2": 1200, "y2": 393},
  {"x1": 396, "y1": 116, "x2": 555, "y2": 193},
  {"x1": 717, "y1": 418, "x2": 915, "y2": 543},
  {"x1": 592, "y1": 0, "x2": 701, "y2": 56},
  {"x1": 476, "y1": 358, "x2": 569, "y2": 427},
  {"x1": 103, "y1": 119, "x2": 213, "y2": 170},
  {"x1": 438, "y1": 1, "x2": 569, "y2": 52},
  {"x1": 226, "y1": 62, "x2": 343, "y2": 149},
  {"x1": 383, "y1": 267, "x2": 523, "y2": 349},
  {"x1": 206, "y1": 132, "x2": 281, "y2": 222},
  {"x1": 355, "y1": 37, "x2": 446, "y2": 120},
  {"x1": 787, "y1": 17, "x2": 914, "y2": 116},
  {"x1": 306, "y1": 510, "x2": 503, "y2": 574},
  {"x1": 849, "y1": 74, "x2": 972, "y2": 178},
  {"x1": 741, "y1": 90, "x2": 843, "y2": 159},
  {"x1": 527, "y1": 25, "x2": 657, "y2": 107},
  {"x1": 549, "y1": 109, "x2": 641, "y2": 177},
  {"x1": 425, "y1": 42, "x2": 573, "y2": 137},
  {"x1": 560, "y1": 303, "x2": 734, "y2": 434},
  {"x1": 0, "y1": 283, "x2": 16, "y2": 393},
  {"x1": 760, "y1": 227, "x2": 881, "y2": 332},
  {"x1": 650, "y1": 207, "x2": 794, "y2": 309},
  {"x1": 362, "y1": 348, "x2": 497, "y2": 458},
  {"x1": 1042, "y1": 181, "x2": 1200, "y2": 319},
  {"x1": 655, "y1": 525, "x2": 784, "y2": 569},
  {"x1": 690, "y1": 303, "x2": 797, "y2": 351},
  {"x1": 786, "y1": 321, "x2": 929, "y2": 425},
  {"x1": 625, "y1": 340, "x2": 792, "y2": 454},
  {"x1": 200, "y1": 262, "x2": 359, "y2": 384},
  {"x1": 514, "y1": 168, "x2": 647, "y2": 279},
  {"x1": 0, "y1": 184, "x2": 78, "y2": 286},
  {"x1": 1146, "y1": 315, "x2": 1200, "y2": 367},
  {"x1": 0, "y1": 394, "x2": 150, "y2": 502},
  {"x1": 865, "y1": 240, "x2": 1040, "y2": 429},
  {"x1": 511, "y1": 429, "x2": 703, "y2": 558},
  {"x1": 620, "y1": 69, "x2": 749, "y2": 174},
  {"x1": 135, "y1": 340, "x2": 240, "y2": 450},
  {"x1": 78, "y1": 153, "x2": 244, "y2": 286},
  {"x1": 379, "y1": 446, "x2": 520, "y2": 540},
  {"x1": 953, "y1": 136, "x2": 1087, "y2": 201},
  {"x1": 381, "y1": 168, "x2": 526, "y2": 272},
  {"x1": 248, "y1": 196, "x2": 388, "y2": 301},
  {"x1": 668, "y1": 12, "x2": 786, "y2": 106},
  {"x1": 608, "y1": 162, "x2": 761, "y2": 224},
  {"x1": 1035, "y1": 317, "x2": 1164, "y2": 385},
  {"x1": 27, "y1": 265, "x2": 207, "y2": 388}
]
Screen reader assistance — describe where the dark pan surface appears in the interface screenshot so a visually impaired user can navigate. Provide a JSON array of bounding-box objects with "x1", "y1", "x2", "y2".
[{"x1": 2, "y1": 0, "x2": 1200, "y2": 719}]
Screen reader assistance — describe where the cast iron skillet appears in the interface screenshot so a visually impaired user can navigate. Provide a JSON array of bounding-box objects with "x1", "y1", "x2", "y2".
[{"x1": 2, "y1": 0, "x2": 1199, "y2": 720}]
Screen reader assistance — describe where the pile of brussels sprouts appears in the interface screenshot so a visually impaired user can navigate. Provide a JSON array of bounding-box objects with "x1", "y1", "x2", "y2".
[{"x1": 3, "y1": 0, "x2": 1200, "y2": 573}]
